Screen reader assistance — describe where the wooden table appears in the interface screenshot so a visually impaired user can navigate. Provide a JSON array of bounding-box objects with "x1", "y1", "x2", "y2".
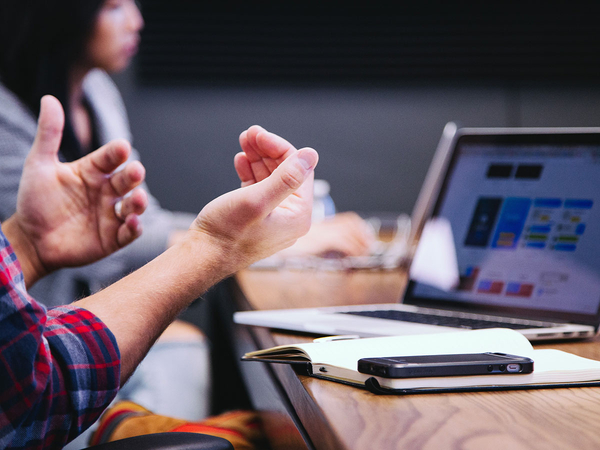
[{"x1": 229, "y1": 268, "x2": 600, "y2": 450}]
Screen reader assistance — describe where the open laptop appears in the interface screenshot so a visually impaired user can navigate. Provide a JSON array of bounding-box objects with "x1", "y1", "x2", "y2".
[{"x1": 234, "y1": 123, "x2": 600, "y2": 341}]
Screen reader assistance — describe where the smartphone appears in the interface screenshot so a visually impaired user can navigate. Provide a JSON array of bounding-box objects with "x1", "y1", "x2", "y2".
[{"x1": 357, "y1": 352, "x2": 534, "y2": 378}]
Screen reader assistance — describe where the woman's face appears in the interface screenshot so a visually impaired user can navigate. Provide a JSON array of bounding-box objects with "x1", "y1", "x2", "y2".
[{"x1": 85, "y1": 0, "x2": 144, "y2": 73}]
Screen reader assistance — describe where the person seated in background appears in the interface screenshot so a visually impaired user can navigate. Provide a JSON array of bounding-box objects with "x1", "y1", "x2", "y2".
[
  {"x1": 0, "y1": 0, "x2": 373, "y2": 306},
  {"x1": 0, "y1": 0, "x2": 374, "y2": 425},
  {"x1": 0, "y1": 94, "x2": 318, "y2": 449}
]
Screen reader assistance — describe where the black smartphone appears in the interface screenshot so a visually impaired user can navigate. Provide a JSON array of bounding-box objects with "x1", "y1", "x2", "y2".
[{"x1": 357, "y1": 352, "x2": 534, "y2": 378}]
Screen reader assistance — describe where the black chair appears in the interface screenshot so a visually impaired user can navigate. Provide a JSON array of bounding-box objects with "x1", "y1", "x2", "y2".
[{"x1": 86, "y1": 432, "x2": 233, "y2": 450}]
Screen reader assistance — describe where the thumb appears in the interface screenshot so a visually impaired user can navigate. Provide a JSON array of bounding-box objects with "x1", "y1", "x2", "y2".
[
  {"x1": 29, "y1": 95, "x2": 65, "y2": 162},
  {"x1": 250, "y1": 147, "x2": 319, "y2": 212}
]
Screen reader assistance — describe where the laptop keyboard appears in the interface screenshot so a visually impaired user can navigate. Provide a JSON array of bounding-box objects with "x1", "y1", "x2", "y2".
[{"x1": 342, "y1": 309, "x2": 551, "y2": 330}]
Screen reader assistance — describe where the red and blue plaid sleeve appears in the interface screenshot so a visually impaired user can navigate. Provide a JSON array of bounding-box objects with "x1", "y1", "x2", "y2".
[{"x1": 0, "y1": 227, "x2": 121, "y2": 449}]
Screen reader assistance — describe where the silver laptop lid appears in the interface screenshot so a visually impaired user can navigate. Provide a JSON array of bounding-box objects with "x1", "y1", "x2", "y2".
[{"x1": 404, "y1": 125, "x2": 600, "y2": 330}]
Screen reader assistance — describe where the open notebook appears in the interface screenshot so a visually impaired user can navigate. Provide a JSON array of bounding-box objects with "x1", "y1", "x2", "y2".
[
  {"x1": 235, "y1": 123, "x2": 600, "y2": 341},
  {"x1": 241, "y1": 329, "x2": 600, "y2": 394}
]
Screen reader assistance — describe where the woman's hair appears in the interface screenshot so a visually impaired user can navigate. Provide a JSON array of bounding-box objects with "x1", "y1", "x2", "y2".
[{"x1": 0, "y1": 0, "x2": 105, "y2": 160}]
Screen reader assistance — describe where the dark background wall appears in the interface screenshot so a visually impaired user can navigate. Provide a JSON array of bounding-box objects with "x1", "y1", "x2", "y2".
[{"x1": 114, "y1": 1, "x2": 600, "y2": 217}]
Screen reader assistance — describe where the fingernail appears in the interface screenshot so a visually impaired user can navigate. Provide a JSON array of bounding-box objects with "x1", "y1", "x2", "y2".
[{"x1": 298, "y1": 150, "x2": 317, "y2": 170}]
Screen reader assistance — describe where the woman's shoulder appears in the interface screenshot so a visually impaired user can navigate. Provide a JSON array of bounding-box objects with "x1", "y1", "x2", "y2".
[
  {"x1": 0, "y1": 81, "x2": 37, "y2": 139},
  {"x1": 83, "y1": 69, "x2": 132, "y2": 143},
  {"x1": 83, "y1": 69, "x2": 122, "y2": 101}
]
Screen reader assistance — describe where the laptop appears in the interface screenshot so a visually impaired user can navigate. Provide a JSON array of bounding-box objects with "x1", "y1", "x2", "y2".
[{"x1": 234, "y1": 123, "x2": 600, "y2": 341}]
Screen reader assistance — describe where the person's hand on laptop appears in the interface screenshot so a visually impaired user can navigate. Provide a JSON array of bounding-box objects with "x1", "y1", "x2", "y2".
[
  {"x1": 279, "y1": 211, "x2": 376, "y2": 258},
  {"x1": 3, "y1": 95, "x2": 148, "y2": 287}
]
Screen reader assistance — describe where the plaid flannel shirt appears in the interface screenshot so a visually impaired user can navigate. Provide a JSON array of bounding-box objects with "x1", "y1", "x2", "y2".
[{"x1": 0, "y1": 225, "x2": 121, "y2": 449}]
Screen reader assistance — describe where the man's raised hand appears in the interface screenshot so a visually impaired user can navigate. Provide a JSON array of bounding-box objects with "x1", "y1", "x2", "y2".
[{"x1": 8, "y1": 95, "x2": 148, "y2": 285}]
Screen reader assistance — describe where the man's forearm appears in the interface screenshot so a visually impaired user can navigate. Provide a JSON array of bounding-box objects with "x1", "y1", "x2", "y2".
[{"x1": 76, "y1": 231, "x2": 231, "y2": 382}]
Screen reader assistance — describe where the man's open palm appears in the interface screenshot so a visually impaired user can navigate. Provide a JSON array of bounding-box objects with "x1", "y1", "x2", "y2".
[{"x1": 14, "y1": 95, "x2": 148, "y2": 275}]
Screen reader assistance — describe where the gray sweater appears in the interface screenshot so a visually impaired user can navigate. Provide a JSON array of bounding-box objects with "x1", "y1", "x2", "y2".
[{"x1": 0, "y1": 69, "x2": 195, "y2": 306}]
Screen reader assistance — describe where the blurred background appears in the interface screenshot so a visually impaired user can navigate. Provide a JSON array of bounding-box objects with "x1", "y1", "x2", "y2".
[{"x1": 115, "y1": 0, "x2": 600, "y2": 217}]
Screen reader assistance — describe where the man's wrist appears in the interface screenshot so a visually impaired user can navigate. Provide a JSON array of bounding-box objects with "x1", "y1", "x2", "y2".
[
  {"x1": 170, "y1": 229, "x2": 240, "y2": 296},
  {"x1": 2, "y1": 216, "x2": 47, "y2": 287}
]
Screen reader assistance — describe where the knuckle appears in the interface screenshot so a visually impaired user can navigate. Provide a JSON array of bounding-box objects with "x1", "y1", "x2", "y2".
[{"x1": 279, "y1": 166, "x2": 303, "y2": 190}]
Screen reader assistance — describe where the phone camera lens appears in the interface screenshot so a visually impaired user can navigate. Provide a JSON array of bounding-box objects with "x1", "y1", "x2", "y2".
[
  {"x1": 499, "y1": 364, "x2": 506, "y2": 372},
  {"x1": 487, "y1": 365, "x2": 493, "y2": 372}
]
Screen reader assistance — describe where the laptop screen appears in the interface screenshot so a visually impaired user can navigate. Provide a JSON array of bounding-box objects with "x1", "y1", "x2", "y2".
[{"x1": 406, "y1": 131, "x2": 600, "y2": 324}]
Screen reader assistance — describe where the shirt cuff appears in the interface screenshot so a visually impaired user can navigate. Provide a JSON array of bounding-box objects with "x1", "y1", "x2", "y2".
[{"x1": 45, "y1": 305, "x2": 121, "y2": 436}]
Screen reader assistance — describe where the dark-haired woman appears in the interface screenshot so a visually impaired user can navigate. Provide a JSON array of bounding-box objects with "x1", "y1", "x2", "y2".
[
  {"x1": 0, "y1": 0, "x2": 196, "y2": 307},
  {"x1": 0, "y1": 0, "x2": 376, "y2": 439}
]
